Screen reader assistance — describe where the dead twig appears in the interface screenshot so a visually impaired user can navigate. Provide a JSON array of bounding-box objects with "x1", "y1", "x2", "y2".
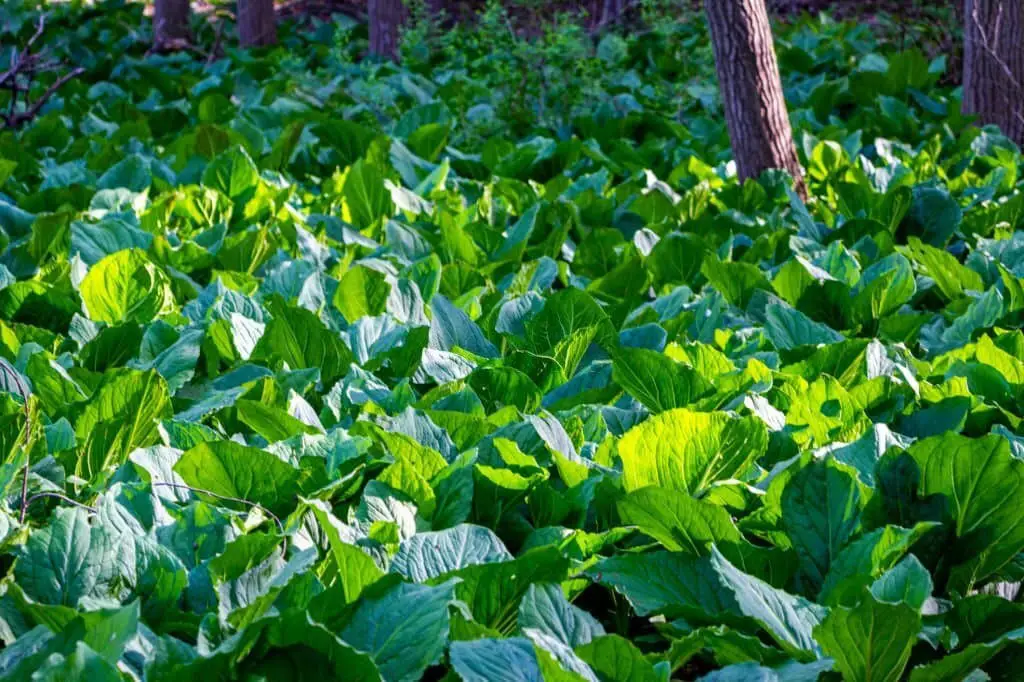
[
  {"x1": 0, "y1": 16, "x2": 85, "y2": 130},
  {"x1": 5, "y1": 67, "x2": 85, "y2": 129},
  {"x1": 22, "y1": 492, "x2": 97, "y2": 516},
  {"x1": 150, "y1": 481, "x2": 284, "y2": 533}
]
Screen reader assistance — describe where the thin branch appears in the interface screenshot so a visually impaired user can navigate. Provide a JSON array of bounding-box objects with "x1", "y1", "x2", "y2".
[
  {"x1": 0, "y1": 16, "x2": 86, "y2": 130},
  {"x1": 0, "y1": 17, "x2": 46, "y2": 87},
  {"x1": 205, "y1": 20, "x2": 224, "y2": 69},
  {"x1": 22, "y1": 492, "x2": 97, "y2": 515},
  {"x1": 4, "y1": 67, "x2": 84, "y2": 129},
  {"x1": 150, "y1": 481, "x2": 284, "y2": 533},
  {"x1": 25, "y1": 16, "x2": 46, "y2": 53}
]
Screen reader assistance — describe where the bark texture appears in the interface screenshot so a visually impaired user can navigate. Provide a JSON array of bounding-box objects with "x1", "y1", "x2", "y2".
[
  {"x1": 704, "y1": 0, "x2": 807, "y2": 198},
  {"x1": 963, "y1": 0, "x2": 1024, "y2": 144},
  {"x1": 238, "y1": 0, "x2": 277, "y2": 47},
  {"x1": 369, "y1": 0, "x2": 406, "y2": 61},
  {"x1": 599, "y1": 0, "x2": 625, "y2": 27},
  {"x1": 153, "y1": 0, "x2": 191, "y2": 49}
]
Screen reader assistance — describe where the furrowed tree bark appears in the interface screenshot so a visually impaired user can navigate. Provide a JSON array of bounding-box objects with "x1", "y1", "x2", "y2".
[
  {"x1": 153, "y1": 0, "x2": 192, "y2": 49},
  {"x1": 238, "y1": 0, "x2": 277, "y2": 47},
  {"x1": 369, "y1": 0, "x2": 406, "y2": 61},
  {"x1": 704, "y1": 0, "x2": 807, "y2": 199},
  {"x1": 963, "y1": 0, "x2": 1024, "y2": 145}
]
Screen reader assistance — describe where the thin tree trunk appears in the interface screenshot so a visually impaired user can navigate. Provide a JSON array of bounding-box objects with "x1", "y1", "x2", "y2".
[
  {"x1": 238, "y1": 0, "x2": 277, "y2": 47},
  {"x1": 704, "y1": 0, "x2": 807, "y2": 199},
  {"x1": 963, "y1": 0, "x2": 1024, "y2": 145},
  {"x1": 599, "y1": 0, "x2": 625, "y2": 27},
  {"x1": 153, "y1": 0, "x2": 191, "y2": 49},
  {"x1": 369, "y1": 0, "x2": 406, "y2": 61}
]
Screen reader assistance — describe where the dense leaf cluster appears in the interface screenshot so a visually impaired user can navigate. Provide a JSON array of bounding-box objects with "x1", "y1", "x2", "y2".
[{"x1": 0, "y1": 3, "x2": 1022, "y2": 680}]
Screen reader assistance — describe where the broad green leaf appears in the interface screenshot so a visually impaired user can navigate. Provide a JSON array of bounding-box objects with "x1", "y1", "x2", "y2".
[
  {"x1": 906, "y1": 432, "x2": 1024, "y2": 591},
  {"x1": 906, "y1": 185, "x2": 962, "y2": 247},
  {"x1": 709, "y1": 548, "x2": 828, "y2": 657},
  {"x1": 307, "y1": 500, "x2": 383, "y2": 603},
  {"x1": 646, "y1": 232, "x2": 704, "y2": 287},
  {"x1": 339, "y1": 580, "x2": 457, "y2": 682},
  {"x1": 764, "y1": 301, "x2": 844, "y2": 350},
  {"x1": 342, "y1": 158, "x2": 394, "y2": 228},
  {"x1": 781, "y1": 459, "x2": 863, "y2": 593},
  {"x1": 334, "y1": 265, "x2": 392, "y2": 322},
  {"x1": 617, "y1": 408, "x2": 768, "y2": 495},
  {"x1": 14, "y1": 508, "x2": 116, "y2": 608},
  {"x1": 849, "y1": 253, "x2": 916, "y2": 326},
  {"x1": 430, "y1": 294, "x2": 499, "y2": 358},
  {"x1": 589, "y1": 549, "x2": 826, "y2": 657},
  {"x1": 900, "y1": 237, "x2": 983, "y2": 300},
  {"x1": 391, "y1": 524, "x2": 512, "y2": 582},
  {"x1": 519, "y1": 583, "x2": 605, "y2": 648},
  {"x1": 611, "y1": 347, "x2": 712, "y2": 413},
  {"x1": 173, "y1": 440, "x2": 301, "y2": 516},
  {"x1": 236, "y1": 399, "x2": 320, "y2": 442},
  {"x1": 819, "y1": 523, "x2": 936, "y2": 607},
  {"x1": 251, "y1": 298, "x2": 354, "y2": 385},
  {"x1": 702, "y1": 257, "x2": 771, "y2": 309},
  {"x1": 442, "y1": 546, "x2": 571, "y2": 632},
  {"x1": 815, "y1": 594, "x2": 920, "y2": 682},
  {"x1": 79, "y1": 249, "x2": 175, "y2": 324},
  {"x1": 450, "y1": 637, "x2": 542, "y2": 682},
  {"x1": 617, "y1": 485, "x2": 743, "y2": 553},
  {"x1": 202, "y1": 145, "x2": 260, "y2": 200},
  {"x1": 575, "y1": 635, "x2": 660, "y2": 682},
  {"x1": 870, "y1": 556, "x2": 933, "y2": 609},
  {"x1": 73, "y1": 368, "x2": 172, "y2": 481}
]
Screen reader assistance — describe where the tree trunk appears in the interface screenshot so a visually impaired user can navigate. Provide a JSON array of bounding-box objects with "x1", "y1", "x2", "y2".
[
  {"x1": 963, "y1": 0, "x2": 1024, "y2": 145},
  {"x1": 599, "y1": 0, "x2": 625, "y2": 27},
  {"x1": 704, "y1": 0, "x2": 807, "y2": 199},
  {"x1": 369, "y1": 0, "x2": 406, "y2": 61},
  {"x1": 153, "y1": 0, "x2": 191, "y2": 49},
  {"x1": 238, "y1": 0, "x2": 277, "y2": 47}
]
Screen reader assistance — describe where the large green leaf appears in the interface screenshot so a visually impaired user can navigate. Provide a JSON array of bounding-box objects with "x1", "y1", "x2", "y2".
[
  {"x1": 611, "y1": 347, "x2": 712, "y2": 413},
  {"x1": 905, "y1": 432, "x2": 1024, "y2": 591},
  {"x1": 589, "y1": 548, "x2": 826, "y2": 657},
  {"x1": 343, "y1": 157, "x2": 394, "y2": 228},
  {"x1": 173, "y1": 440, "x2": 302, "y2": 516},
  {"x1": 781, "y1": 459, "x2": 863, "y2": 594},
  {"x1": 15, "y1": 508, "x2": 116, "y2": 608},
  {"x1": 450, "y1": 637, "x2": 543, "y2": 682},
  {"x1": 617, "y1": 485, "x2": 743, "y2": 553},
  {"x1": 617, "y1": 408, "x2": 768, "y2": 495},
  {"x1": 79, "y1": 249, "x2": 175, "y2": 324},
  {"x1": 251, "y1": 298, "x2": 355, "y2": 385},
  {"x1": 339, "y1": 580, "x2": 457, "y2": 682},
  {"x1": 334, "y1": 265, "x2": 392, "y2": 322},
  {"x1": 307, "y1": 500, "x2": 383, "y2": 603},
  {"x1": 815, "y1": 594, "x2": 920, "y2": 682},
  {"x1": 575, "y1": 635, "x2": 661, "y2": 682},
  {"x1": 391, "y1": 524, "x2": 511, "y2": 582},
  {"x1": 519, "y1": 583, "x2": 605, "y2": 648}
]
